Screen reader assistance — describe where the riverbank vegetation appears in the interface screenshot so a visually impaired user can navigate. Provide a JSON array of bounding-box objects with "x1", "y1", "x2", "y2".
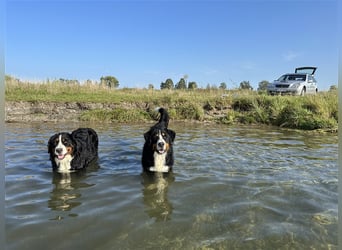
[{"x1": 5, "y1": 76, "x2": 338, "y2": 131}]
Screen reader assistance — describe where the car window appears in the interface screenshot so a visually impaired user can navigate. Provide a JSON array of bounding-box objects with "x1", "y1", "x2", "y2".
[
  {"x1": 278, "y1": 74, "x2": 306, "y2": 81},
  {"x1": 308, "y1": 75, "x2": 316, "y2": 82},
  {"x1": 277, "y1": 75, "x2": 287, "y2": 81},
  {"x1": 294, "y1": 75, "x2": 306, "y2": 81},
  {"x1": 295, "y1": 67, "x2": 316, "y2": 75}
]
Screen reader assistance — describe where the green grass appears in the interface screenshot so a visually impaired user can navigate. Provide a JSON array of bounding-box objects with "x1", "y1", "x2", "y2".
[
  {"x1": 80, "y1": 108, "x2": 151, "y2": 122},
  {"x1": 5, "y1": 77, "x2": 338, "y2": 130}
]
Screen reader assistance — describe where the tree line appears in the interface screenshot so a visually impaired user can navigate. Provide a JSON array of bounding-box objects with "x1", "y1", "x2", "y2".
[
  {"x1": 5, "y1": 75, "x2": 337, "y2": 92},
  {"x1": 159, "y1": 77, "x2": 265, "y2": 91},
  {"x1": 5, "y1": 75, "x2": 120, "y2": 89},
  {"x1": 5, "y1": 74, "x2": 257, "y2": 90}
]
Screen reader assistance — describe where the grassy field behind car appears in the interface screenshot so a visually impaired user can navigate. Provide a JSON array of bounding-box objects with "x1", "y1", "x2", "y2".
[{"x1": 5, "y1": 78, "x2": 338, "y2": 131}]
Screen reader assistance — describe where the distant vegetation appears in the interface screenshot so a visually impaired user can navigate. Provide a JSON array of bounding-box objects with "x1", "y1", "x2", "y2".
[{"x1": 5, "y1": 75, "x2": 338, "y2": 131}]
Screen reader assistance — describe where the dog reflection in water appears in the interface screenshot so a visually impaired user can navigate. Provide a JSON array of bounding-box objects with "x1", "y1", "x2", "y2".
[
  {"x1": 48, "y1": 162, "x2": 98, "y2": 213},
  {"x1": 141, "y1": 172, "x2": 175, "y2": 222}
]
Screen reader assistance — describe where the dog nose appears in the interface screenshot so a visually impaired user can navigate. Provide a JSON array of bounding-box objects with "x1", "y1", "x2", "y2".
[
  {"x1": 157, "y1": 142, "x2": 165, "y2": 148},
  {"x1": 56, "y1": 148, "x2": 63, "y2": 154}
]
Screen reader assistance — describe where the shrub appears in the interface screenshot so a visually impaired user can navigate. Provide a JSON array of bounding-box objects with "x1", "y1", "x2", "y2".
[
  {"x1": 232, "y1": 97, "x2": 254, "y2": 111},
  {"x1": 275, "y1": 105, "x2": 336, "y2": 130},
  {"x1": 173, "y1": 102, "x2": 204, "y2": 120}
]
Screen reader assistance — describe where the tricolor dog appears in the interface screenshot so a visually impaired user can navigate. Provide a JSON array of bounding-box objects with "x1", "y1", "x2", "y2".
[
  {"x1": 142, "y1": 108, "x2": 176, "y2": 173},
  {"x1": 48, "y1": 128, "x2": 98, "y2": 173}
]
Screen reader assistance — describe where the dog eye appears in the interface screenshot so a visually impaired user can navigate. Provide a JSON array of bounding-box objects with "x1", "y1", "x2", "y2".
[
  {"x1": 62, "y1": 138, "x2": 67, "y2": 143},
  {"x1": 162, "y1": 133, "x2": 166, "y2": 137}
]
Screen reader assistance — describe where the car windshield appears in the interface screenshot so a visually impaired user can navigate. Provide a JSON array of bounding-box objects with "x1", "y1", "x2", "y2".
[{"x1": 277, "y1": 74, "x2": 306, "y2": 82}]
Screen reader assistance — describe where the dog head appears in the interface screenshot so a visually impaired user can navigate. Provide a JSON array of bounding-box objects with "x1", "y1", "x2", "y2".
[
  {"x1": 144, "y1": 126, "x2": 176, "y2": 155},
  {"x1": 48, "y1": 133, "x2": 75, "y2": 161}
]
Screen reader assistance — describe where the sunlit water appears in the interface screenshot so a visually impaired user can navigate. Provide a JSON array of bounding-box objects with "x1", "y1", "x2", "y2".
[{"x1": 5, "y1": 122, "x2": 338, "y2": 249}]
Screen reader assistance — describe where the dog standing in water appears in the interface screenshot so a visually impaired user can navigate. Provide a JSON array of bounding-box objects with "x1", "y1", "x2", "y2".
[
  {"x1": 142, "y1": 108, "x2": 176, "y2": 173},
  {"x1": 48, "y1": 128, "x2": 98, "y2": 173}
]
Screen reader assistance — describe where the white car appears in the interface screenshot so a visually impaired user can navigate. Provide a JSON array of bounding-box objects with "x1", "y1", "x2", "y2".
[{"x1": 267, "y1": 67, "x2": 318, "y2": 95}]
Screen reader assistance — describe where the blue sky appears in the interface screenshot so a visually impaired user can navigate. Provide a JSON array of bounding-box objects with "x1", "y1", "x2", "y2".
[{"x1": 6, "y1": 0, "x2": 339, "y2": 90}]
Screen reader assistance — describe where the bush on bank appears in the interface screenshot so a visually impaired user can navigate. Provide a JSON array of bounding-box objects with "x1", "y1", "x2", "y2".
[{"x1": 226, "y1": 93, "x2": 338, "y2": 130}]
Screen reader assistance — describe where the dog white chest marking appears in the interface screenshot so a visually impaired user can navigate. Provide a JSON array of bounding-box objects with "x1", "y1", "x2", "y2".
[
  {"x1": 54, "y1": 134, "x2": 74, "y2": 173},
  {"x1": 55, "y1": 154, "x2": 73, "y2": 173},
  {"x1": 152, "y1": 151, "x2": 169, "y2": 172},
  {"x1": 149, "y1": 131, "x2": 170, "y2": 173}
]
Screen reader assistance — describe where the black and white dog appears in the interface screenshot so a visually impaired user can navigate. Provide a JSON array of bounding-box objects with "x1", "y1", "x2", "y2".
[
  {"x1": 142, "y1": 108, "x2": 176, "y2": 173},
  {"x1": 48, "y1": 128, "x2": 98, "y2": 173}
]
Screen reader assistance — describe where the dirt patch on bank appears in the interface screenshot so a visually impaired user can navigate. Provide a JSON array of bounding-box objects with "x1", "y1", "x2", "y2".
[
  {"x1": 4, "y1": 101, "x2": 148, "y2": 123},
  {"x1": 5, "y1": 101, "x2": 229, "y2": 123}
]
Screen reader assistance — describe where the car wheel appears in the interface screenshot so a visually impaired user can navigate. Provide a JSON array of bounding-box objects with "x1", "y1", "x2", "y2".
[{"x1": 300, "y1": 87, "x2": 306, "y2": 96}]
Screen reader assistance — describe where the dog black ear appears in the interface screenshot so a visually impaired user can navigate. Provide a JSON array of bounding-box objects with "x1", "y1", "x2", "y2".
[
  {"x1": 144, "y1": 131, "x2": 151, "y2": 142},
  {"x1": 47, "y1": 134, "x2": 58, "y2": 154},
  {"x1": 70, "y1": 133, "x2": 79, "y2": 152},
  {"x1": 168, "y1": 129, "x2": 176, "y2": 142}
]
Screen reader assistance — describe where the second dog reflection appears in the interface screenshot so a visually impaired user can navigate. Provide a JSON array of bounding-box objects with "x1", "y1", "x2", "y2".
[{"x1": 141, "y1": 172, "x2": 175, "y2": 222}]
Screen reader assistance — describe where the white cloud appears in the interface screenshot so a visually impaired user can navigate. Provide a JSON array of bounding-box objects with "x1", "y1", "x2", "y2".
[{"x1": 283, "y1": 51, "x2": 299, "y2": 61}]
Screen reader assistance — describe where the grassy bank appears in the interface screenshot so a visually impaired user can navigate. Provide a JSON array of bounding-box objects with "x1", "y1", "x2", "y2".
[{"x1": 5, "y1": 78, "x2": 338, "y2": 131}]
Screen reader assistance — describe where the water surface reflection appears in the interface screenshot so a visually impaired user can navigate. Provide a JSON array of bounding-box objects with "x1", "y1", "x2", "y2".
[
  {"x1": 48, "y1": 164, "x2": 99, "y2": 214},
  {"x1": 141, "y1": 172, "x2": 175, "y2": 222}
]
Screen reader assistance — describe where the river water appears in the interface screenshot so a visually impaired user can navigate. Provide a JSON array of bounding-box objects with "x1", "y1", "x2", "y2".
[{"x1": 5, "y1": 122, "x2": 338, "y2": 249}]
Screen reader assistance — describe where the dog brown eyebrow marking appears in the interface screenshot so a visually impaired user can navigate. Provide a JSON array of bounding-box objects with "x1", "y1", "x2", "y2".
[{"x1": 66, "y1": 146, "x2": 73, "y2": 154}]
